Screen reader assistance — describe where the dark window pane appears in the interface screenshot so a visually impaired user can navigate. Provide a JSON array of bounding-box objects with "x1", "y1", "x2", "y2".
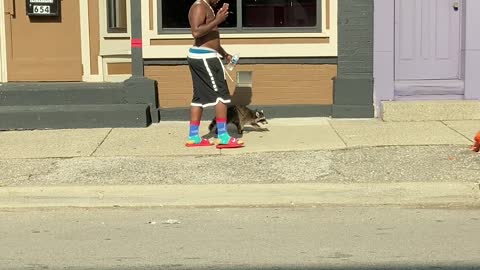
[
  {"x1": 162, "y1": 0, "x2": 195, "y2": 28},
  {"x1": 107, "y1": 0, "x2": 127, "y2": 33},
  {"x1": 162, "y1": 0, "x2": 237, "y2": 29},
  {"x1": 242, "y1": 0, "x2": 316, "y2": 27}
]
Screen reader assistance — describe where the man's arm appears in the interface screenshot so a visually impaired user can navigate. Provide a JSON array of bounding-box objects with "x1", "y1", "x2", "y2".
[
  {"x1": 219, "y1": 46, "x2": 232, "y2": 63},
  {"x1": 218, "y1": 46, "x2": 230, "y2": 58},
  {"x1": 189, "y1": 5, "x2": 228, "y2": 38}
]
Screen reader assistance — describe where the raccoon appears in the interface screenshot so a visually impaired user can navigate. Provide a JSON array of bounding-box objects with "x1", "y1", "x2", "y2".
[{"x1": 208, "y1": 105, "x2": 268, "y2": 134}]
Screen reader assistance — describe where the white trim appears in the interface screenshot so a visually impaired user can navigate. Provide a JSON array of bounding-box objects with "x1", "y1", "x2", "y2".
[
  {"x1": 147, "y1": 32, "x2": 332, "y2": 40},
  {"x1": 100, "y1": 38, "x2": 131, "y2": 56},
  {"x1": 97, "y1": 56, "x2": 105, "y2": 79},
  {"x1": 0, "y1": 0, "x2": 8, "y2": 82},
  {"x1": 144, "y1": 43, "x2": 337, "y2": 59},
  {"x1": 330, "y1": 0, "x2": 338, "y2": 56},
  {"x1": 187, "y1": 52, "x2": 219, "y2": 59},
  {"x1": 141, "y1": 0, "x2": 150, "y2": 49},
  {"x1": 83, "y1": 74, "x2": 104, "y2": 82},
  {"x1": 322, "y1": 0, "x2": 327, "y2": 33},
  {"x1": 79, "y1": 0, "x2": 91, "y2": 82},
  {"x1": 151, "y1": 0, "x2": 158, "y2": 34},
  {"x1": 191, "y1": 98, "x2": 232, "y2": 108}
]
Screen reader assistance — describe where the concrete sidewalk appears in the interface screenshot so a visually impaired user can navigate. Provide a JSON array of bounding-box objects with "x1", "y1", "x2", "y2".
[
  {"x1": 1, "y1": 118, "x2": 479, "y2": 209},
  {"x1": 0, "y1": 118, "x2": 478, "y2": 159}
]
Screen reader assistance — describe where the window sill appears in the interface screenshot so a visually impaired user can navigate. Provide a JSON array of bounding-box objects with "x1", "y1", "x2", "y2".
[
  {"x1": 149, "y1": 32, "x2": 331, "y2": 40},
  {"x1": 102, "y1": 33, "x2": 131, "y2": 39}
]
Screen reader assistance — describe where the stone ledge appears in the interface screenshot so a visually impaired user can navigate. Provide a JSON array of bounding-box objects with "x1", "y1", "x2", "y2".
[{"x1": 382, "y1": 100, "x2": 480, "y2": 122}]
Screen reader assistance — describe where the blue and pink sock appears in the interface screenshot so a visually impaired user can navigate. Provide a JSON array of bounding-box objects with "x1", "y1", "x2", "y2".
[
  {"x1": 187, "y1": 121, "x2": 201, "y2": 143},
  {"x1": 216, "y1": 118, "x2": 231, "y2": 144}
]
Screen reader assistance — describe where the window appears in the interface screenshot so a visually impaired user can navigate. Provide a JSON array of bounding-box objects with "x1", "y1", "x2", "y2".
[
  {"x1": 107, "y1": 0, "x2": 128, "y2": 33},
  {"x1": 242, "y1": 0, "x2": 317, "y2": 27},
  {"x1": 161, "y1": 0, "x2": 237, "y2": 29},
  {"x1": 158, "y1": 0, "x2": 321, "y2": 33}
]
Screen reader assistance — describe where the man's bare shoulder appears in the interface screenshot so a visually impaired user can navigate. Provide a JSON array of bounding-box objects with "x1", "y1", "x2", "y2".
[
  {"x1": 189, "y1": 1, "x2": 206, "y2": 13},
  {"x1": 189, "y1": 1, "x2": 207, "y2": 19}
]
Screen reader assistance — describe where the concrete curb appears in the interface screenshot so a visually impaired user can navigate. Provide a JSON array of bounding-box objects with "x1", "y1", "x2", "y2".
[{"x1": 1, "y1": 183, "x2": 479, "y2": 209}]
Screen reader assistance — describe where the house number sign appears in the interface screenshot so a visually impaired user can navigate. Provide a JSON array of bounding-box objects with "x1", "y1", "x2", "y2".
[{"x1": 26, "y1": 0, "x2": 60, "y2": 16}]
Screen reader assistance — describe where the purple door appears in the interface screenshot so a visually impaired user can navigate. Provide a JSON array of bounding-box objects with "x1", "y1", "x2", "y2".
[{"x1": 395, "y1": 0, "x2": 461, "y2": 81}]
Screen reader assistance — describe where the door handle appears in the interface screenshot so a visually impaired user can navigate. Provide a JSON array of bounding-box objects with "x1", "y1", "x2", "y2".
[
  {"x1": 453, "y1": 1, "x2": 459, "y2": 11},
  {"x1": 5, "y1": 0, "x2": 16, "y2": 17}
]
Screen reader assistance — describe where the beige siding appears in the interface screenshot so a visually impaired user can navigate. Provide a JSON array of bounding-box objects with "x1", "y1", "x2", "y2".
[
  {"x1": 107, "y1": 63, "x2": 132, "y2": 75},
  {"x1": 88, "y1": 0, "x2": 100, "y2": 75},
  {"x1": 145, "y1": 64, "x2": 336, "y2": 108}
]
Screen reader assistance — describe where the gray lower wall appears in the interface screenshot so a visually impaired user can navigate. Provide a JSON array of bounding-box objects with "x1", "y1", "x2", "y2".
[
  {"x1": 159, "y1": 105, "x2": 332, "y2": 121},
  {"x1": 333, "y1": 0, "x2": 374, "y2": 118},
  {"x1": 0, "y1": 77, "x2": 160, "y2": 130}
]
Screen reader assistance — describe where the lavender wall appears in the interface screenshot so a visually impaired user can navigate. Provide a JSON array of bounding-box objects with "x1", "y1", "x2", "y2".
[
  {"x1": 464, "y1": 0, "x2": 480, "y2": 99},
  {"x1": 373, "y1": 0, "x2": 394, "y2": 115},
  {"x1": 373, "y1": 0, "x2": 480, "y2": 115}
]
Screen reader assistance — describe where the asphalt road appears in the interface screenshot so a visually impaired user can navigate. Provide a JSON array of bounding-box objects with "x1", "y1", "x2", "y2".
[{"x1": 1, "y1": 206, "x2": 479, "y2": 270}]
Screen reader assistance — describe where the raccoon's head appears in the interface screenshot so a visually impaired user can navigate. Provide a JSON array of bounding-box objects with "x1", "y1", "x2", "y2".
[{"x1": 254, "y1": 110, "x2": 268, "y2": 125}]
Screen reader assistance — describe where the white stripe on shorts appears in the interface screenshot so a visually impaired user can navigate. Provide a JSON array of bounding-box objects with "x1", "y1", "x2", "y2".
[{"x1": 202, "y1": 58, "x2": 218, "y2": 92}]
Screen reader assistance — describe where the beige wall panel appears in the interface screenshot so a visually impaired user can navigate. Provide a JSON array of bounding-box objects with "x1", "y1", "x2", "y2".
[
  {"x1": 107, "y1": 63, "x2": 132, "y2": 75},
  {"x1": 145, "y1": 64, "x2": 336, "y2": 108},
  {"x1": 89, "y1": 0, "x2": 100, "y2": 75},
  {"x1": 326, "y1": 0, "x2": 331, "y2": 30},
  {"x1": 5, "y1": 0, "x2": 82, "y2": 81},
  {"x1": 149, "y1": 0, "x2": 154, "y2": 30}
]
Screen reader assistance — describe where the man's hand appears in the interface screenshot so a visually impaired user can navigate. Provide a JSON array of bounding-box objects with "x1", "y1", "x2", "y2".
[
  {"x1": 214, "y1": 6, "x2": 229, "y2": 24},
  {"x1": 225, "y1": 54, "x2": 233, "y2": 64},
  {"x1": 219, "y1": 46, "x2": 231, "y2": 63}
]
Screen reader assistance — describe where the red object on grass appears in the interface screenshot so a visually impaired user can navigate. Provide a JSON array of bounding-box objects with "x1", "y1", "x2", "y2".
[{"x1": 471, "y1": 131, "x2": 480, "y2": 152}]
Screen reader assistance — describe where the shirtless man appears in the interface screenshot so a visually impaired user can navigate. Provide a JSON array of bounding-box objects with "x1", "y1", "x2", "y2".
[{"x1": 185, "y1": 0, "x2": 244, "y2": 149}]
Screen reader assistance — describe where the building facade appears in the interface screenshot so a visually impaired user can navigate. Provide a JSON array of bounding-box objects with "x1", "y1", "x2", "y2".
[{"x1": 0, "y1": 0, "x2": 376, "y2": 129}]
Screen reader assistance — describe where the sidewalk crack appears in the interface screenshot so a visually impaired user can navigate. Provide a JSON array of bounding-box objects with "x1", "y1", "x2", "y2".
[
  {"x1": 440, "y1": 121, "x2": 473, "y2": 142},
  {"x1": 328, "y1": 120, "x2": 348, "y2": 148},
  {"x1": 90, "y1": 128, "x2": 113, "y2": 157}
]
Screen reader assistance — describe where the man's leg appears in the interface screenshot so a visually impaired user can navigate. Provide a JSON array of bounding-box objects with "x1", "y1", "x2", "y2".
[
  {"x1": 215, "y1": 102, "x2": 244, "y2": 147},
  {"x1": 186, "y1": 106, "x2": 210, "y2": 146},
  {"x1": 214, "y1": 102, "x2": 229, "y2": 142}
]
